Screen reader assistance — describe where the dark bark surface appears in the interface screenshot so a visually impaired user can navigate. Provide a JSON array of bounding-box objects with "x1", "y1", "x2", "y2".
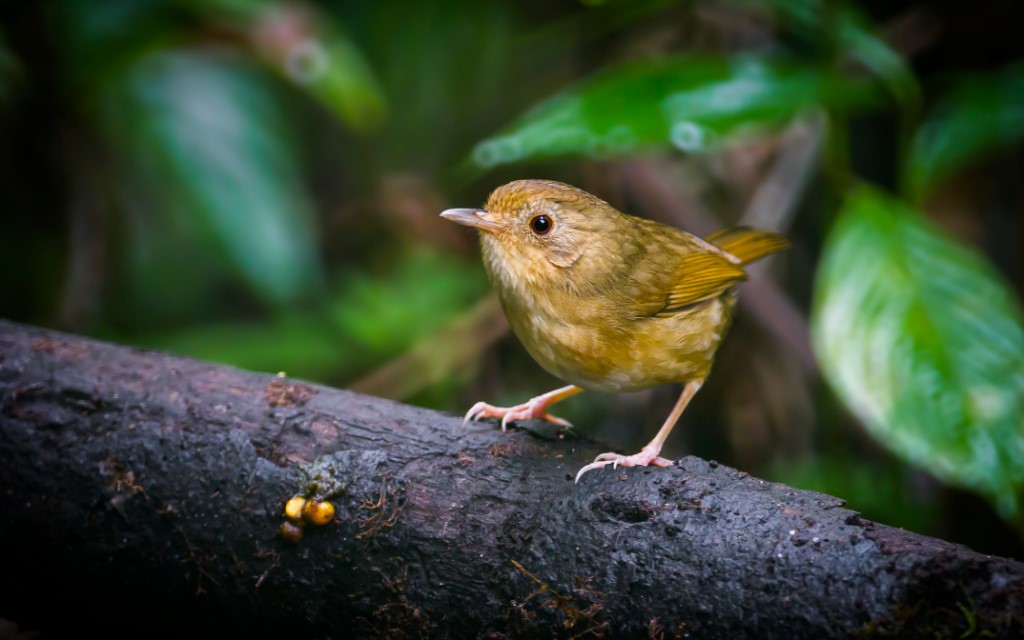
[{"x1": 0, "y1": 320, "x2": 1021, "y2": 639}]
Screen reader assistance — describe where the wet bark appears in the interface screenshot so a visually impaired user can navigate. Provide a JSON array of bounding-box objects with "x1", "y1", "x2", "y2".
[{"x1": 0, "y1": 320, "x2": 1021, "y2": 639}]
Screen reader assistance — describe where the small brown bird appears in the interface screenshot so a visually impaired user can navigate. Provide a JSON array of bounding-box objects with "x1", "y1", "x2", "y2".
[{"x1": 441, "y1": 180, "x2": 787, "y2": 482}]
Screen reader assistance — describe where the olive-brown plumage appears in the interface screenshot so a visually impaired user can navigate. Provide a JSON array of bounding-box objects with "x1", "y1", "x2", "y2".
[{"x1": 441, "y1": 179, "x2": 788, "y2": 481}]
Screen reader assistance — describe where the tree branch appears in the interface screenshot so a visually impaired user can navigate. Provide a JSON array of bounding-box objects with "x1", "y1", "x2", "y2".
[{"x1": 0, "y1": 320, "x2": 1021, "y2": 638}]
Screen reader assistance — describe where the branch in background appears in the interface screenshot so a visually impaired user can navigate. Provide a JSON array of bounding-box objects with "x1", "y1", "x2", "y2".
[
  {"x1": 1, "y1": 320, "x2": 1022, "y2": 638},
  {"x1": 617, "y1": 157, "x2": 723, "y2": 237},
  {"x1": 878, "y1": 6, "x2": 943, "y2": 59},
  {"x1": 740, "y1": 111, "x2": 825, "y2": 232},
  {"x1": 56, "y1": 132, "x2": 112, "y2": 332}
]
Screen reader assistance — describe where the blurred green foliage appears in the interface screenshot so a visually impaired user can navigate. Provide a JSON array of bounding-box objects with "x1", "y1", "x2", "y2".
[
  {"x1": 467, "y1": 55, "x2": 881, "y2": 170},
  {"x1": 769, "y1": 454, "x2": 937, "y2": 535},
  {"x1": 106, "y1": 50, "x2": 324, "y2": 309},
  {"x1": 150, "y1": 249, "x2": 487, "y2": 380},
  {"x1": 813, "y1": 187, "x2": 1024, "y2": 526},
  {"x1": 747, "y1": 0, "x2": 920, "y2": 107},
  {"x1": 906, "y1": 63, "x2": 1024, "y2": 199},
  {"x1": 2, "y1": 0, "x2": 1023, "y2": 551}
]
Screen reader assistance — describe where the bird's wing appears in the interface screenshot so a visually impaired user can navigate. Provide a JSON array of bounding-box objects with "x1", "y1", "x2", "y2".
[
  {"x1": 618, "y1": 220, "x2": 749, "y2": 318},
  {"x1": 656, "y1": 251, "x2": 747, "y2": 316},
  {"x1": 622, "y1": 238, "x2": 748, "y2": 318},
  {"x1": 704, "y1": 226, "x2": 789, "y2": 266}
]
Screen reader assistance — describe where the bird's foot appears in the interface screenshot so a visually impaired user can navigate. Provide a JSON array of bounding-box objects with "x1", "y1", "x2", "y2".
[
  {"x1": 463, "y1": 398, "x2": 573, "y2": 432},
  {"x1": 574, "y1": 445, "x2": 674, "y2": 483}
]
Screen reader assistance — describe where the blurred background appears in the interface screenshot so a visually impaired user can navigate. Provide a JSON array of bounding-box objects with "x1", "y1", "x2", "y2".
[{"x1": 1, "y1": 0, "x2": 1022, "y2": 559}]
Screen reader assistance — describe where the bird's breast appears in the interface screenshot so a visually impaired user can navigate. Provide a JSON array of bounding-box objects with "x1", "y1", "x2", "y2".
[{"x1": 499, "y1": 287, "x2": 732, "y2": 392}]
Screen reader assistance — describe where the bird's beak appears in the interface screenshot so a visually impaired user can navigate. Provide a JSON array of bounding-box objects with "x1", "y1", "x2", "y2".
[{"x1": 439, "y1": 208, "x2": 502, "y2": 232}]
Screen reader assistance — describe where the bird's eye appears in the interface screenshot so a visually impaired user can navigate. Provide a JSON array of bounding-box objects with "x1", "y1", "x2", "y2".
[{"x1": 529, "y1": 215, "x2": 553, "y2": 235}]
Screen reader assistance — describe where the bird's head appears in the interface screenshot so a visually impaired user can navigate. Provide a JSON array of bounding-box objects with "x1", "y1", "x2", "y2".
[{"x1": 440, "y1": 180, "x2": 628, "y2": 293}]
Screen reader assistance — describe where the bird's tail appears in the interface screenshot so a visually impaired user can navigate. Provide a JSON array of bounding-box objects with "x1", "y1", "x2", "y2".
[{"x1": 705, "y1": 226, "x2": 789, "y2": 266}]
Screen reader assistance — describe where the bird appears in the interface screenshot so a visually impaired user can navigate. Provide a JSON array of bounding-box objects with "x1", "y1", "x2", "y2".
[{"x1": 440, "y1": 179, "x2": 788, "y2": 482}]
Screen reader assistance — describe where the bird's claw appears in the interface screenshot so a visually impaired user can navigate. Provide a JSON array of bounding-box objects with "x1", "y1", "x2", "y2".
[
  {"x1": 574, "y1": 448, "x2": 675, "y2": 483},
  {"x1": 462, "y1": 400, "x2": 572, "y2": 432}
]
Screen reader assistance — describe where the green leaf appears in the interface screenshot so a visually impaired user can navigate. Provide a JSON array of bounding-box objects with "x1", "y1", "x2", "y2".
[
  {"x1": 104, "y1": 50, "x2": 324, "y2": 307},
  {"x1": 277, "y1": 25, "x2": 388, "y2": 131},
  {"x1": 178, "y1": 0, "x2": 388, "y2": 130},
  {"x1": 469, "y1": 55, "x2": 879, "y2": 169},
  {"x1": 812, "y1": 187, "x2": 1024, "y2": 525},
  {"x1": 906, "y1": 63, "x2": 1024, "y2": 199},
  {"x1": 329, "y1": 249, "x2": 489, "y2": 358},
  {"x1": 751, "y1": 0, "x2": 919, "y2": 109}
]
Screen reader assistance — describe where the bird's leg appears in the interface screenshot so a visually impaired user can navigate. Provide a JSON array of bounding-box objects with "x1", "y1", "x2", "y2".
[
  {"x1": 575, "y1": 380, "x2": 703, "y2": 483},
  {"x1": 464, "y1": 385, "x2": 583, "y2": 432}
]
